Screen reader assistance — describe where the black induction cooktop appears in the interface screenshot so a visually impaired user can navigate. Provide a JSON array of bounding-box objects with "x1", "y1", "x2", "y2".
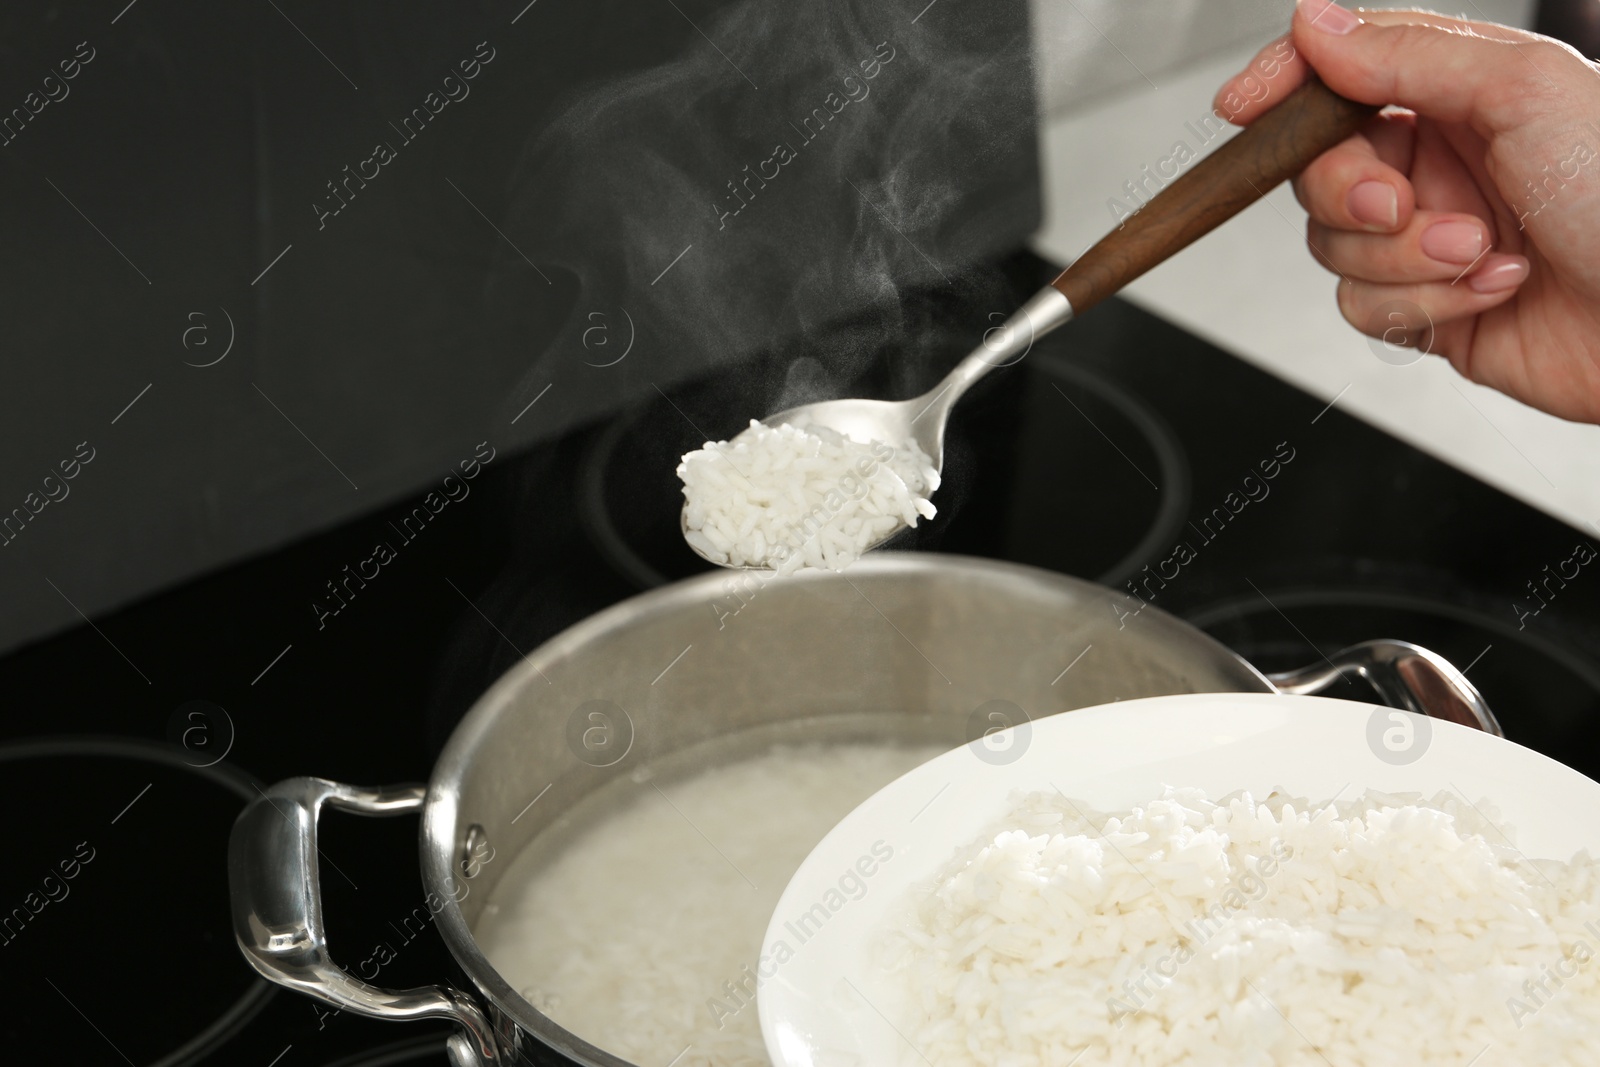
[{"x1": 2, "y1": 252, "x2": 1595, "y2": 1067}]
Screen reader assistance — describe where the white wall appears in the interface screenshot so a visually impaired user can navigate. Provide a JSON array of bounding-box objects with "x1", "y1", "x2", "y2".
[{"x1": 1030, "y1": 0, "x2": 1536, "y2": 118}]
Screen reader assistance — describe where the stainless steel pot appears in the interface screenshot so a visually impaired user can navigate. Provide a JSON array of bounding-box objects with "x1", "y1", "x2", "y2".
[{"x1": 229, "y1": 554, "x2": 1496, "y2": 1067}]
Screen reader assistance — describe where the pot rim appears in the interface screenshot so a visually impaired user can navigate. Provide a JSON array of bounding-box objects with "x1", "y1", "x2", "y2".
[{"x1": 420, "y1": 552, "x2": 1273, "y2": 1065}]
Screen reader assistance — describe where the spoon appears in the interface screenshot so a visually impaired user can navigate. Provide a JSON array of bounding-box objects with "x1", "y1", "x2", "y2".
[{"x1": 683, "y1": 78, "x2": 1378, "y2": 568}]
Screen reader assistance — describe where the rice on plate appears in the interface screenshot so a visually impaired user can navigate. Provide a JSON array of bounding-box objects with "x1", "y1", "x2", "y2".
[{"x1": 878, "y1": 786, "x2": 1600, "y2": 1066}]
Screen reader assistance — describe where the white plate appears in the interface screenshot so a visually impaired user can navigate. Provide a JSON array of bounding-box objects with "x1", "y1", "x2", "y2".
[{"x1": 757, "y1": 693, "x2": 1600, "y2": 1067}]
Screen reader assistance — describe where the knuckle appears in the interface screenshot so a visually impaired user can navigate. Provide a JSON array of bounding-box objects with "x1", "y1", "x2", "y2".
[
  {"x1": 1305, "y1": 226, "x2": 1341, "y2": 274},
  {"x1": 1526, "y1": 38, "x2": 1582, "y2": 71},
  {"x1": 1336, "y1": 280, "x2": 1364, "y2": 328},
  {"x1": 1290, "y1": 174, "x2": 1312, "y2": 211},
  {"x1": 1372, "y1": 239, "x2": 1410, "y2": 279},
  {"x1": 1299, "y1": 167, "x2": 1343, "y2": 220},
  {"x1": 1482, "y1": 40, "x2": 1587, "y2": 120}
]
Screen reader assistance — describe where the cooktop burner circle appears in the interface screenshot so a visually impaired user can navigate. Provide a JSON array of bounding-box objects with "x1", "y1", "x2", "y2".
[
  {"x1": 581, "y1": 358, "x2": 1190, "y2": 591},
  {"x1": 0, "y1": 736, "x2": 274, "y2": 1067},
  {"x1": 580, "y1": 396, "x2": 706, "y2": 590},
  {"x1": 1186, "y1": 585, "x2": 1600, "y2": 778},
  {"x1": 1022, "y1": 355, "x2": 1191, "y2": 587},
  {"x1": 315, "y1": 1033, "x2": 452, "y2": 1067}
]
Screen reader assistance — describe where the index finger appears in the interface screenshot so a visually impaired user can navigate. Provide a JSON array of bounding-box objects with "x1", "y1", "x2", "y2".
[{"x1": 1214, "y1": 9, "x2": 1550, "y2": 126}]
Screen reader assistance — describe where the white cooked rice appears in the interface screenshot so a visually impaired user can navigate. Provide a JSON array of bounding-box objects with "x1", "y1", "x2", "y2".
[
  {"x1": 881, "y1": 786, "x2": 1600, "y2": 1066},
  {"x1": 677, "y1": 419, "x2": 939, "y2": 573},
  {"x1": 475, "y1": 741, "x2": 944, "y2": 1067}
]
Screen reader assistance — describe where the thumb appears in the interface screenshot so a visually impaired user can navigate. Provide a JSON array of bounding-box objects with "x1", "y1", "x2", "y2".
[{"x1": 1292, "y1": 0, "x2": 1590, "y2": 132}]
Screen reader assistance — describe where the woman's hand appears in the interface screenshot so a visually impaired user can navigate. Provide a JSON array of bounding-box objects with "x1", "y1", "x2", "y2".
[{"x1": 1215, "y1": 0, "x2": 1600, "y2": 423}]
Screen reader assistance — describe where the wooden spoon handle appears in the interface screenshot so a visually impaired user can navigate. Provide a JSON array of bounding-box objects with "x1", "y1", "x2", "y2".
[{"x1": 1051, "y1": 78, "x2": 1379, "y2": 315}]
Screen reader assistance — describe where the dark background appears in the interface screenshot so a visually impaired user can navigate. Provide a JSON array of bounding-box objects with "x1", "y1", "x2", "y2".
[
  {"x1": 0, "y1": 2, "x2": 1041, "y2": 1060},
  {"x1": 0, "y1": 0, "x2": 1039, "y2": 654}
]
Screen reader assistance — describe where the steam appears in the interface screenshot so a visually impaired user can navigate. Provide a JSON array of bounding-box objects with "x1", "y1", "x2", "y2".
[{"x1": 492, "y1": 0, "x2": 1039, "y2": 428}]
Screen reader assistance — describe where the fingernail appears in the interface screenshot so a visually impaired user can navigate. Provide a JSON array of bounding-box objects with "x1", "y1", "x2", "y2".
[
  {"x1": 1347, "y1": 181, "x2": 1398, "y2": 229},
  {"x1": 1467, "y1": 255, "x2": 1529, "y2": 293},
  {"x1": 1299, "y1": 0, "x2": 1361, "y2": 35},
  {"x1": 1420, "y1": 220, "x2": 1486, "y2": 264}
]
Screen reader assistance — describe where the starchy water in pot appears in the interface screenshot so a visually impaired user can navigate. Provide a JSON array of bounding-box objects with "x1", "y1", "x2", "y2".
[{"x1": 475, "y1": 740, "x2": 945, "y2": 1066}]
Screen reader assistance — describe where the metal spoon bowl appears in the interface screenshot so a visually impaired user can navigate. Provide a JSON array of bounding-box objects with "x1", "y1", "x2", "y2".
[{"x1": 678, "y1": 288, "x2": 1073, "y2": 570}]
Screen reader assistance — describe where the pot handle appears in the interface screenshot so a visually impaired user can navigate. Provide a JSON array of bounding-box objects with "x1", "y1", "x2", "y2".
[
  {"x1": 1265, "y1": 639, "x2": 1502, "y2": 736},
  {"x1": 228, "y1": 777, "x2": 503, "y2": 1067}
]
